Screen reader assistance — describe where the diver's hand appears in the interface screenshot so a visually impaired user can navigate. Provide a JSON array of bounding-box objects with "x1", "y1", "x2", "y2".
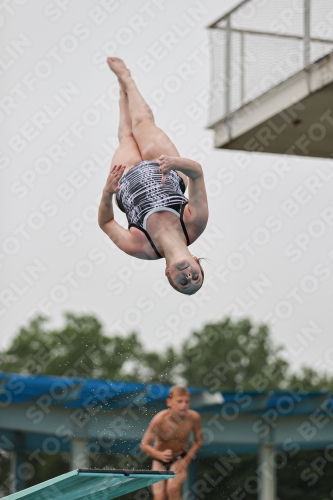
[
  {"x1": 104, "y1": 164, "x2": 126, "y2": 194},
  {"x1": 159, "y1": 155, "x2": 175, "y2": 184},
  {"x1": 172, "y1": 459, "x2": 187, "y2": 480},
  {"x1": 159, "y1": 449, "x2": 173, "y2": 462}
]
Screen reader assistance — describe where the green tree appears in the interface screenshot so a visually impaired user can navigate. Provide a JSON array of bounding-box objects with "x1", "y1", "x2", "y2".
[
  {"x1": 0, "y1": 313, "x2": 147, "y2": 381},
  {"x1": 138, "y1": 346, "x2": 181, "y2": 385},
  {"x1": 179, "y1": 318, "x2": 289, "y2": 390},
  {"x1": 0, "y1": 313, "x2": 180, "y2": 384},
  {"x1": 286, "y1": 365, "x2": 333, "y2": 391}
]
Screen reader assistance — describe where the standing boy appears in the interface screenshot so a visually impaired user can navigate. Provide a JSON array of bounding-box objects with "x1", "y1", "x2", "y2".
[{"x1": 140, "y1": 385, "x2": 203, "y2": 500}]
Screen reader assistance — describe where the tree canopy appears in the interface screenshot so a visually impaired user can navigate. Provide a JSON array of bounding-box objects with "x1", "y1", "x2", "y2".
[
  {"x1": 180, "y1": 318, "x2": 288, "y2": 390},
  {"x1": 0, "y1": 313, "x2": 179, "y2": 384},
  {"x1": 1, "y1": 312, "x2": 332, "y2": 391}
]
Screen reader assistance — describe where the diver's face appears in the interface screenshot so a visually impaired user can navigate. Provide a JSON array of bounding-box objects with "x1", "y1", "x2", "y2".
[
  {"x1": 166, "y1": 257, "x2": 202, "y2": 295},
  {"x1": 166, "y1": 392, "x2": 190, "y2": 417}
]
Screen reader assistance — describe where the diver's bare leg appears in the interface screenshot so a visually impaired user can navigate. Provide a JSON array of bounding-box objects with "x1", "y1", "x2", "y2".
[
  {"x1": 107, "y1": 57, "x2": 181, "y2": 163},
  {"x1": 110, "y1": 87, "x2": 142, "y2": 173}
]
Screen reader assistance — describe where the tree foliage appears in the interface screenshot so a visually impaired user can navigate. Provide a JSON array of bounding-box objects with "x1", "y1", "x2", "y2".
[
  {"x1": 0, "y1": 313, "x2": 150, "y2": 381},
  {"x1": 180, "y1": 318, "x2": 289, "y2": 390},
  {"x1": 2, "y1": 313, "x2": 333, "y2": 391},
  {"x1": 287, "y1": 365, "x2": 333, "y2": 391},
  {"x1": 0, "y1": 312, "x2": 183, "y2": 385}
]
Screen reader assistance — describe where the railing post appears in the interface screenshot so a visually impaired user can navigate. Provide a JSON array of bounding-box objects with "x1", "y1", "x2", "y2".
[
  {"x1": 304, "y1": 0, "x2": 311, "y2": 67},
  {"x1": 241, "y1": 31, "x2": 245, "y2": 105},
  {"x1": 225, "y1": 16, "x2": 231, "y2": 115}
]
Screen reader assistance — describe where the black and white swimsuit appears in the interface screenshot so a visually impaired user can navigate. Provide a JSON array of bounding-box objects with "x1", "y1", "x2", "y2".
[{"x1": 116, "y1": 160, "x2": 190, "y2": 258}]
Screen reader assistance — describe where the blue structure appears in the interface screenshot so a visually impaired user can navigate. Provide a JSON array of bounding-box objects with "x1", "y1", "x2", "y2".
[{"x1": 1, "y1": 372, "x2": 333, "y2": 500}]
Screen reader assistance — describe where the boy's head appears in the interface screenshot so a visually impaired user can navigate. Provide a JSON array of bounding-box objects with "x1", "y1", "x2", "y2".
[{"x1": 166, "y1": 385, "x2": 190, "y2": 416}]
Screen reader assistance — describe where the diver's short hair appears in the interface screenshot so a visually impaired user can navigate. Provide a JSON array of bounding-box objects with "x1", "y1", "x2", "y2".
[{"x1": 168, "y1": 385, "x2": 190, "y2": 398}]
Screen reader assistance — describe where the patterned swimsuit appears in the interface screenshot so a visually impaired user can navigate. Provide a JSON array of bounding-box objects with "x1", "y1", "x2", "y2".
[{"x1": 116, "y1": 161, "x2": 190, "y2": 258}]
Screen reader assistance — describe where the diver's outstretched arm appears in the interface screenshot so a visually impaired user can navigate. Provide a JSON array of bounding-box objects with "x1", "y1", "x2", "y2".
[
  {"x1": 159, "y1": 155, "x2": 202, "y2": 182},
  {"x1": 98, "y1": 165, "x2": 143, "y2": 257},
  {"x1": 98, "y1": 164, "x2": 125, "y2": 227}
]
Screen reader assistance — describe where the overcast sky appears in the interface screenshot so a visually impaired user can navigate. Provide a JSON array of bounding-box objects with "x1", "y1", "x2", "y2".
[{"x1": 1, "y1": 0, "x2": 333, "y2": 378}]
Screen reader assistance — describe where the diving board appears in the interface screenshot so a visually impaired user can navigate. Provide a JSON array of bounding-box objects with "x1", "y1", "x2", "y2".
[{"x1": 4, "y1": 469, "x2": 175, "y2": 500}]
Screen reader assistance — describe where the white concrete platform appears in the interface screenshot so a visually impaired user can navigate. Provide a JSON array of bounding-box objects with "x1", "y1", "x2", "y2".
[{"x1": 209, "y1": 51, "x2": 333, "y2": 158}]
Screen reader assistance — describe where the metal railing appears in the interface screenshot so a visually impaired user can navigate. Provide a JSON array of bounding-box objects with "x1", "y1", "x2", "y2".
[{"x1": 207, "y1": 0, "x2": 333, "y2": 126}]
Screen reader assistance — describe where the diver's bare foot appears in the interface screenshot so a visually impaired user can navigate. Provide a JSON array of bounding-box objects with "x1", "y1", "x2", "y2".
[{"x1": 107, "y1": 57, "x2": 131, "y2": 88}]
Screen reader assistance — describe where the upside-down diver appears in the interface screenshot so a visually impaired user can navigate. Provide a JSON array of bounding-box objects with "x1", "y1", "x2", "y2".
[{"x1": 98, "y1": 57, "x2": 208, "y2": 295}]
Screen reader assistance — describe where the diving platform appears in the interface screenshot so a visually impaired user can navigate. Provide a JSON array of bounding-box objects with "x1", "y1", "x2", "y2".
[
  {"x1": 210, "y1": 53, "x2": 333, "y2": 157},
  {"x1": 3, "y1": 469, "x2": 174, "y2": 500},
  {"x1": 207, "y1": 0, "x2": 333, "y2": 158}
]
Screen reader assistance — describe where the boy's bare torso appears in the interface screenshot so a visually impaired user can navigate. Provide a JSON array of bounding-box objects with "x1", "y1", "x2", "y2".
[{"x1": 153, "y1": 409, "x2": 198, "y2": 456}]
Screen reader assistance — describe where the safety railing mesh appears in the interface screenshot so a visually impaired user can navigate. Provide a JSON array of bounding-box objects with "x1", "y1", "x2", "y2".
[{"x1": 208, "y1": 0, "x2": 333, "y2": 126}]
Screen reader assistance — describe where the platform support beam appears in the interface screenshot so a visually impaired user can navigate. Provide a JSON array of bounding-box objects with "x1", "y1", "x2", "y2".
[
  {"x1": 9, "y1": 449, "x2": 26, "y2": 493},
  {"x1": 70, "y1": 437, "x2": 89, "y2": 470},
  {"x1": 258, "y1": 443, "x2": 276, "y2": 500}
]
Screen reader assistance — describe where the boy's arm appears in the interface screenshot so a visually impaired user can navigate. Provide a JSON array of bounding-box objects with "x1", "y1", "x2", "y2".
[
  {"x1": 183, "y1": 413, "x2": 203, "y2": 466},
  {"x1": 158, "y1": 155, "x2": 208, "y2": 229},
  {"x1": 140, "y1": 418, "x2": 172, "y2": 462}
]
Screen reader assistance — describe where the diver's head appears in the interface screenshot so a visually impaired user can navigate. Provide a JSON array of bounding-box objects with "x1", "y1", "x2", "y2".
[{"x1": 165, "y1": 255, "x2": 204, "y2": 295}]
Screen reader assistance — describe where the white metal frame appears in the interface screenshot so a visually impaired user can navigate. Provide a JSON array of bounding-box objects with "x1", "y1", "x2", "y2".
[{"x1": 207, "y1": 0, "x2": 333, "y2": 125}]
